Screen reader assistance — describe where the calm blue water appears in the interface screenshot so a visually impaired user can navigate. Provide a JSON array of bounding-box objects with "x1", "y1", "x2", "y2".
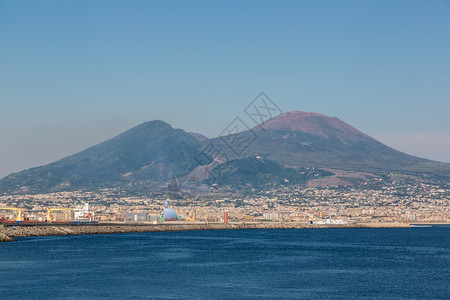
[{"x1": 0, "y1": 227, "x2": 449, "y2": 299}]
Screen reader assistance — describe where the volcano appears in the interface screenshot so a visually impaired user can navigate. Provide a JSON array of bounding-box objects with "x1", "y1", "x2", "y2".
[{"x1": 1, "y1": 111, "x2": 449, "y2": 194}]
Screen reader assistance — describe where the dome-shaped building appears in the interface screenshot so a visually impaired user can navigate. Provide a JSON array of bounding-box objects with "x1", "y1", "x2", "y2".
[{"x1": 163, "y1": 200, "x2": 178, "y2": 221}]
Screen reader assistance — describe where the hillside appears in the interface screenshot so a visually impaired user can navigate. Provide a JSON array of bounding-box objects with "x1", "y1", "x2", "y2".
[
  {"x1": 208, "y1": 156, "x2": 333, "y2": 187},
  {"x1": 210, "y1": 111, "x2": 450, "y2": 176},
  {"x1": 0, "y1": 121, "x2": 207, "y2": 194}
]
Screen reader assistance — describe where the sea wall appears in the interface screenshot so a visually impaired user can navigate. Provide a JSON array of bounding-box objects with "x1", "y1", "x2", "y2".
[{"x1": 0, "y1": 222, "x2": 410, "y2": 242}]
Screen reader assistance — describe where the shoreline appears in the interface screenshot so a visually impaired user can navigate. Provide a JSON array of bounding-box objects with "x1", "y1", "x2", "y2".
[{"x1": 1, "y1": 222, "x2": 412, "y2": 242}]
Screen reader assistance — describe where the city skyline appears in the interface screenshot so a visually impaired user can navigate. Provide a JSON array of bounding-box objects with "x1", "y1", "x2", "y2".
[{"x1": 1, "y1": 0, "x2": 450, "y2": 178}]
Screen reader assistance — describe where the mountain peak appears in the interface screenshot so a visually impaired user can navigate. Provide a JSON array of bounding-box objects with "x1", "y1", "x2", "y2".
[
  {"x1": 259, "y1": 111, "x2": 372, "y2": 142},
  {"x1": 137, "y1": 120, "x2": 172, "y2": 129}
]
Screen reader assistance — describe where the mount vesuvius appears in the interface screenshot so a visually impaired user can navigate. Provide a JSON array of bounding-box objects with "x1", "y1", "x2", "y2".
[{"x1": 1, "y1": 111, "x2": 449, "y2": 194}]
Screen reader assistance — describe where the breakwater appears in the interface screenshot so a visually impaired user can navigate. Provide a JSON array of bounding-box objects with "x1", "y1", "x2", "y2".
[{"x1": 0, "y1": 222, "x2": 410, "y2": 242}]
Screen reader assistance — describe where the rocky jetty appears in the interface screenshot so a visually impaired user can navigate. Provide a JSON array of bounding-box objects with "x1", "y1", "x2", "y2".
[
  {"x1": 0, "y1": 222, "x2": 410, "y2": 242},
  {"x1": 0, "y1": 232, "x2": 15, "y2": 242}
]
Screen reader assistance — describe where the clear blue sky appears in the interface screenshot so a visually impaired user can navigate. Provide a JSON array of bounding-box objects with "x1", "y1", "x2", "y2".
[{"x1": 1, "y1": 0, "x2": 449, "y2": 178}]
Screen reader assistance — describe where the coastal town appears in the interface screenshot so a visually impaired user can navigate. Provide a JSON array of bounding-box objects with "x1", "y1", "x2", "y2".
[{"x1": 1, "y1": 180, "x2": 448, "y2": 225}]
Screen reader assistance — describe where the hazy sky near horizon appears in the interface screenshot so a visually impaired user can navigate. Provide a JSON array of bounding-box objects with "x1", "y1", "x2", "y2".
[{"x1": 1, "y1": 0, "x2": 450, "y2": 178}]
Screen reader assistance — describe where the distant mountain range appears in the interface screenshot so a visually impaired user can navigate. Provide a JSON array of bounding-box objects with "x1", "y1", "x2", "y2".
[{"x1": 1, "y1": 111, "x2": 449, "y2": 194}]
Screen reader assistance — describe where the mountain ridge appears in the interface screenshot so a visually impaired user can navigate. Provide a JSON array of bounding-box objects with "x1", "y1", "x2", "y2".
[
  {"x1": 0, "y1": 120, "x2": 207, "y2": 193},
  {"x1": 1, "y1": 111, "x2": 449, "y2": 194}
]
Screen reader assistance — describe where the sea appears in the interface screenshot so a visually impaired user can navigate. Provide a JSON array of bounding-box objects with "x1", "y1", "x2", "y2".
[{"x1": 0, "y1": 227, "x2": 449, "y2": 299}]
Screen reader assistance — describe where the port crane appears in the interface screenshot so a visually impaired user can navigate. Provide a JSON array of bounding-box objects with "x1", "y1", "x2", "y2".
[
  {"x1": 0, "y1": 207, "x2": 23, "y2": 222},
  {"x1": 46, "y1": 208, "x2": 73, "y2": 222}
]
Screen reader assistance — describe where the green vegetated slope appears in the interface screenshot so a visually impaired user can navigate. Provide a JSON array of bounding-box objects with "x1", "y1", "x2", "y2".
[{"x1": 208, "y1": 156, "x2": 333, "y2": 187}]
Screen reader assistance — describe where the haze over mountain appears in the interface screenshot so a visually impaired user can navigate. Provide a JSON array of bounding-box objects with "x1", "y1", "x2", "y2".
[
  {"x1": 1, "y1": 111, "x2": 449, "y2": 194},
  {"x1": 0, "y1": 121, "x2": 208, "y2": 193}
]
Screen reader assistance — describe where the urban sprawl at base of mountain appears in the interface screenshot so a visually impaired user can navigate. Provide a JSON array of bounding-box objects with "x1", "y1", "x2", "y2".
[
  {"x1": 1, "y1": 179, "x2": 448, "y2": 223},
  {"x1": 0, "y1": 111, "x2": 448, "y2": 224}
]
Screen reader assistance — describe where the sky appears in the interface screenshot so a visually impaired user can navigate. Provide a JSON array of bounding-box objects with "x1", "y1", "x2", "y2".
[{"x1": 1, "y1": 0, "x2": 449, "y2": 178}]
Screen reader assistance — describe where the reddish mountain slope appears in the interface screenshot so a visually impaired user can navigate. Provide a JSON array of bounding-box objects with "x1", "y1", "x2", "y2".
[{"x1": 259, "y1": 111, "x2": 374, "y2": 143}]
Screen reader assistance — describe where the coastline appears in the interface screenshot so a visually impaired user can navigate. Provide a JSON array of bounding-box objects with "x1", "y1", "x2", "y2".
[{"x1": 0, "y1": 222, "x2": 411, "y2": 242}]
